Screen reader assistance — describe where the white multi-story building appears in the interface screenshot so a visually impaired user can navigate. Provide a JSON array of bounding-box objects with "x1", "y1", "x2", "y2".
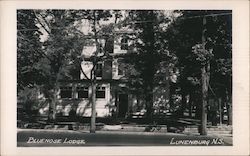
[{"x1": 50, "y1": 27, "x2": 170, "y2": 119}]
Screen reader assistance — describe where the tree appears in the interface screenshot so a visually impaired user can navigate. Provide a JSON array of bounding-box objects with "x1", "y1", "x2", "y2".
[
  {"x1": 18, "y1": 10, "x2": 93, "y2": 122},
  {"x1": 18, "y1": 9, "x2": 121, "y2": 132},
  {"x1": 124, "y1": 10, "x2": 172, "y2": 122},
  {"x1": 17, "y1": 10, "x2": 44, "y2": 91},
  {"x1": 17, "y1": 10, "x2": 48, "y2": 120},
  {"x1": 33, "y1": 10, "x2": 87, "y2": 121},
  {"x1": 166, "y1": 10, "x2": 232, "y2": 134},
  {"x1": 82, "y1": 10, "x2": 112, "y2": 133}
]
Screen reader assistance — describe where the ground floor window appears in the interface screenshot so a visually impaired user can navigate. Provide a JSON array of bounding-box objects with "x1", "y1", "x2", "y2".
[
  {"x1": 60, "y1": 87, "x2": 72, "y2": 98},
  {"x1": 59, "y1": 85, "x2": 106, "y2": 99},
  {"x1": 96, "y1": 86, "x2": 105, "y2": 98},
  {"x1": 77, "y1": 86, "x2": 89, "y2": 98}
]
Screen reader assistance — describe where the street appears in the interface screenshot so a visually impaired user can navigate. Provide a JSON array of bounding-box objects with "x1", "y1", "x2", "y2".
[{"x1": 17, "y1": 129, "x2": 232, "y2": 146}]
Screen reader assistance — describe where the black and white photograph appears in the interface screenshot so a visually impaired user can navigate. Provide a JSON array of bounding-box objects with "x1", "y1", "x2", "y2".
[
  {"x1": 16, "y1": 9, "x2": 233, "y2": 146},
  {"x1": 0, "y1": 0, "x2": 249, "y2": 156}
]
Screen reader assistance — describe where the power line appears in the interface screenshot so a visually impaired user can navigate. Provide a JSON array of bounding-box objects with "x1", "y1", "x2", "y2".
[{"x1": 179, "y1": 12, "x2": 232, "y2": 20}]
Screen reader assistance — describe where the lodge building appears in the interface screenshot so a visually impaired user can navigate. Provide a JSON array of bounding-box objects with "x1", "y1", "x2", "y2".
[{"x1": 38, "y1": 27, "x2": 171, "y2": 119}]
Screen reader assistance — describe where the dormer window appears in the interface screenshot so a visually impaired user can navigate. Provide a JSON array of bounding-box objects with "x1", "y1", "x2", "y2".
[{"x1": 121, "y1": 37, "x2": 128, "y2": 50}]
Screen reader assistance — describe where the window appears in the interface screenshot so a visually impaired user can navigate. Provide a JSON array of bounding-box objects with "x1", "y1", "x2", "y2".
[
  {"x1": 121, "y1": 37, "x2": 128, "y2": 50},
  {"x1": 95, "y1": 62, "x2": 103, "y2": 78},
  {"x1": 77, "y1": 87, "x2": 89, "y2": 98},
  {"x1": 96, "y1": 86, "x2": 105, "y2": 98},
  {"x1": 117, "y1": 59, "x2": 124, "y2": 76},
  {"x1": 60, "y1": 87, "x2": 72, "y2": 98}
]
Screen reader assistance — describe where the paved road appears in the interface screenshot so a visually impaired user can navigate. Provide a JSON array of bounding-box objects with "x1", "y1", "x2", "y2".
[{"x1": 17, "y1": 129, "x2": 232, "y2": 146}]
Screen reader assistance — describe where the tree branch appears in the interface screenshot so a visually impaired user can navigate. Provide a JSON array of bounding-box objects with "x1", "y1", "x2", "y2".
[{"x1": 33, "y1": 10, "x2": 51, "y2": 35}]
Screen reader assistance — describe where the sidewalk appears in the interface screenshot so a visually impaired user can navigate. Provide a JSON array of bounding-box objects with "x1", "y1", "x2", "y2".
[
  {"x1": 18, "y1": 128, "x2": 184, "y2": 136},
  {"x1": 37, "y1": 122, "x2": 233, "y2": 138}
]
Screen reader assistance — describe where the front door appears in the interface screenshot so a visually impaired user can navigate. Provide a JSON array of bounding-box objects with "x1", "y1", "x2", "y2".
[{"x1": 118, "y1": 94, "x2": 128, "y2": 118}]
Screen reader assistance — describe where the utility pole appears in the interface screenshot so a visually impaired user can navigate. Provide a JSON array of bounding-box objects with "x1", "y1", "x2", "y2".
[{"x1": 200, "y1": 15, "x2": 208, "y2": 135}]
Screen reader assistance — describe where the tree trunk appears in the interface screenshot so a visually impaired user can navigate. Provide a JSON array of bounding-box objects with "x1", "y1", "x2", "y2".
[
  {"x1": 189, "y1": 94, "x2": 193, "y2": 117},
  {"x1": 49, "y1": 76, "x2": 59, "y2": 122},
  {"x1": 226, "y1": 89, "x2": 232, "y2": 125},
  {"x1": 179, "y1": 89, "x2": 186, "y2": 117},
  {"x1": 90, "y1": 10, "x2": 99, "y2": 133},
  {"x1": 52, "y1": 90, "x2": 57, "y2": 120},
  {"x1": 218, "y1": 98, "x2": 222, "y2": 126},
  {"x1": 48, "y1": 87, "x2": 58, "y2": 123},
  {"x1": 90, "y1": 81, "x2": 96, "y2": 133},
  {"x1": 227, "y1": 104, "x2": 232, "y2": 125},
  {"x1": 195, "y1": 91, "x2": 202, "y2": 119},
  {"x1": 200, "y1": 65, "x2": 208, "y2": 135},
  {"x1": 199, "y1": 16, "x2": 208, "y2": 135},
  {"x1": 145, "y1": 86, "x2": 153, "y2": 123}
]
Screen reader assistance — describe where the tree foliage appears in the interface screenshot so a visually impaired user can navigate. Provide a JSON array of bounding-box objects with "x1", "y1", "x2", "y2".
[
  {"x1": 17, "y1": 10, "x2": 43, "y2": 91},
  {"x1": 166, "y1": 10, "x2": 232, "y2": 121},
  {"x1": 123, "y1": 10, "x2": 173, "y2": 120}
]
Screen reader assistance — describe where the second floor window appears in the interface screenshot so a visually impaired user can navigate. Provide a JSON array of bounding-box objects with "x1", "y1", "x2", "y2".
[
  {"x1": 60, "y1": 87, "x2": 72, "y2": 98},
  {"x1": 121, "y1": 37, "x2": 128, "y2": 50},
  {"x1": 95, "y1": 62, "x2": 103, "y2": 78}
]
